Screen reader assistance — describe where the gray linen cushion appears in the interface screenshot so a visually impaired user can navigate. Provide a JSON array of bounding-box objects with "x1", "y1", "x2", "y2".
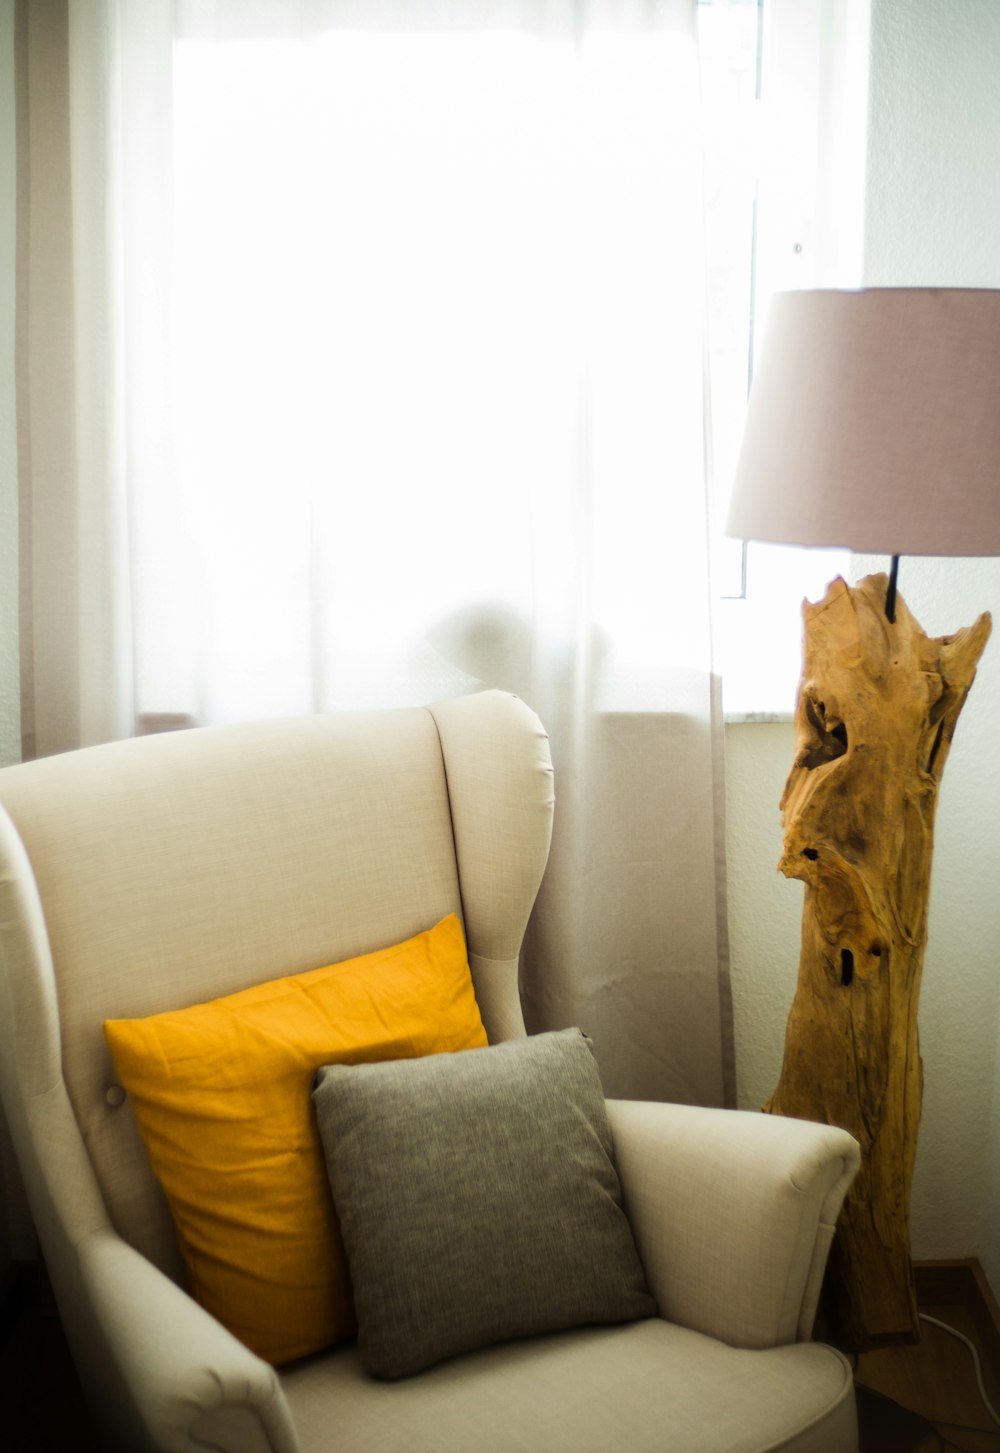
[{"x1": 312, "y1": 1027, "x2": 656, "y2": 1379}]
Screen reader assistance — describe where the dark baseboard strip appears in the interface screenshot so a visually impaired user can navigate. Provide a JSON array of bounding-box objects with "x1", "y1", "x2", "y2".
[{"x1": 914, "y1": 1257, "x2": 1000, "y2": 1377}]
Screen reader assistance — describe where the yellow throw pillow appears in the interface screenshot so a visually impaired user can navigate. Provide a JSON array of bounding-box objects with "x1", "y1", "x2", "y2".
[{"x1": 103, "y1": 914, "x2": 487, "y2": 1365}]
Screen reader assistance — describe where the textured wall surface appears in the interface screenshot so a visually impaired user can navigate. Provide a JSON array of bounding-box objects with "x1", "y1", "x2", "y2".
[
  {"x1": 727, "y1": 0, "x2": 1000, "y2": 1299},
  {"x1": 865, "y1": 0, "x2": 1000, "y2": 289},
  {"x1": 863, "y1": 0, "x2": 1000, "y2": 1295}
]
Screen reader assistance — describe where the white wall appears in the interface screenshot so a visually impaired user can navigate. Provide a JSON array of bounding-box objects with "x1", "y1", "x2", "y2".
[
  {"x1": 863, "y1": 0, "x2": 1000, "y2": 1299},
  {"x1": 727, "y1": 0, "x2": 1000, "y2": 1297}
]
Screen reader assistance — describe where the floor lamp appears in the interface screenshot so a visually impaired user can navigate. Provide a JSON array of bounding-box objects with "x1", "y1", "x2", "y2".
[{"x1": 726, "y1": 287, "x2": 1000, "y2": 1350}]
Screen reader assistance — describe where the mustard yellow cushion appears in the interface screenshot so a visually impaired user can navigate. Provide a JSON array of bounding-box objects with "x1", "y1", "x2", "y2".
[{"x1": 103, "y1": 914, "x2": 486, "y2": 1365}]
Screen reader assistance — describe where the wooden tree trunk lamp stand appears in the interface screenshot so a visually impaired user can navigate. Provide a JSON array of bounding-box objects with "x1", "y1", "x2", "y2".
[
  {"x1": 767, "y1": 570, "x2": 991, "y2": 1351},
  {"x1": 725, "y1": 288, "x2": 1000, "y2": 1352}
]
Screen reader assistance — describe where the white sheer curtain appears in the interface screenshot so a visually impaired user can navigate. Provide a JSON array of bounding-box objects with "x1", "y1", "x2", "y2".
[{"x1": 16, "y1": 0, "x2": 734, "y2": 1106}]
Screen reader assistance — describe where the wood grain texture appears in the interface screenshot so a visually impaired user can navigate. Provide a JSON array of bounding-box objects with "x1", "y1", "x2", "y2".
[{"x1": 765, "y1": 575, "x2": 991, "y2": 1350}]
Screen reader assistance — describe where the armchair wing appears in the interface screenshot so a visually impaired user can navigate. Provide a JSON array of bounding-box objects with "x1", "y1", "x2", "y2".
[{"x1": 0, "y1": 807, "x2": 300, "y2": 1453}]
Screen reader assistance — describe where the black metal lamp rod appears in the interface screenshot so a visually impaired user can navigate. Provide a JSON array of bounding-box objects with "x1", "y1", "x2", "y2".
[{"x1": 885, "y1": 555, "x2": 900, "y2": 624}]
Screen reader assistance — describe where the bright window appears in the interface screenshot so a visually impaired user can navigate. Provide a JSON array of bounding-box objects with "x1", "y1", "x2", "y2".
[
  {"x1": 138, "y1": 0, "x2": 869, "y2": 724},
  {"x1": 701, "y1": 0, "x2": 870, "y2": 717},
  {"x1": 144, "y1": 7, "x2": 710, "y2": 722}
]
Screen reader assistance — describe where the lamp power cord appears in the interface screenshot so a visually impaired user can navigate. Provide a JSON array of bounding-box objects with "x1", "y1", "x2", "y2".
[{"x1": 918, "y1": 1311, "x2": 1000, "y2": 1430}]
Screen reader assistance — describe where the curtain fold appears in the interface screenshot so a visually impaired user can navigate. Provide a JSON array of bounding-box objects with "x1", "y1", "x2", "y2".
[
  {"x1": 15, "y1": 0, "x2": 735, "y2": 1108},
  {"x1": 17, "y1": 0, "x2": 134, "y2": 756}
]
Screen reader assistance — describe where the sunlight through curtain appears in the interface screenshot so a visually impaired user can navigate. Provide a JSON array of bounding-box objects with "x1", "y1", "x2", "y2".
[{"x1": 16, "y1": 0, "x2": 734, "y2": 1107}]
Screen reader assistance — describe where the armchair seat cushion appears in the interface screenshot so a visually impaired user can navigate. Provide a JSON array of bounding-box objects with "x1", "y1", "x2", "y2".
[{"x1": 281, "y1": 1319, "x2": 857, "y2": 1453}]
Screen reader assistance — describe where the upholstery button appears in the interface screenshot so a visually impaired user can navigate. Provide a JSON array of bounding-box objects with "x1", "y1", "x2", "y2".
[{"x1": 106, "y1": 1085, "x2": 126, "y2": 1108}]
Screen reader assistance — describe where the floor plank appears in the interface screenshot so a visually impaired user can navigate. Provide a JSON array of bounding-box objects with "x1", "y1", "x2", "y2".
[{"x1": 857, "y1": 1304, "x2": 1000, "y2": 1452}]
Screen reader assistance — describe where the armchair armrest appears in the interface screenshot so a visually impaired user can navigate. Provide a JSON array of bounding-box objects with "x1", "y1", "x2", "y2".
[
  {"x1": 607, "y1": 1100, "x2": 859, "y2": 1351},
  {"x1": 77, "y1": 1229, "x2": 300, "y2": 1453}
]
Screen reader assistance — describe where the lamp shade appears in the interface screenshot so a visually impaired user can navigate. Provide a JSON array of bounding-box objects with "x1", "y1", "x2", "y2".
[{"x1": 726, "y1": 288, "x2": 1000, "y2": 557}]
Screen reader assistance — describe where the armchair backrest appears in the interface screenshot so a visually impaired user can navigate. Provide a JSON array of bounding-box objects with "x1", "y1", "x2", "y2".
[{"x1": 0, "y1": 691, "x2": 553, "y2": 1284}]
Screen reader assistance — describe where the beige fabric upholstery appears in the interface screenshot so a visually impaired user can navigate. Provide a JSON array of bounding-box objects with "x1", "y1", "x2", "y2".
[
  {"x1": 607, "y1": 1099, "x2": 860, "y2": 1348},
  {"x1": 0, "y1": 690, "x2": 860, "y2": 1452},
  {"x1": 428, "y1": 693, "x2": 553, "y2": 1039},
  {"x1": 283, "y1": 1322, "x2": 857, "y2": 1453}
]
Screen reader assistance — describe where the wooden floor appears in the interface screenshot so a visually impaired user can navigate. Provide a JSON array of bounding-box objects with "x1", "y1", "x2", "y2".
[
  {"x1": 2, "y1": 1264, "x2": 999, "y2": 1451},
  {"x1": 856, "y1": 1301, "x2": 1000, "y2": 1452}
]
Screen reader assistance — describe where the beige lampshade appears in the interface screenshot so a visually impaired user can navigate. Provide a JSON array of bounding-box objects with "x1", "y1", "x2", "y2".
[{"x1": 726, "y1": 288, "x2": 1000, "y2": 556}]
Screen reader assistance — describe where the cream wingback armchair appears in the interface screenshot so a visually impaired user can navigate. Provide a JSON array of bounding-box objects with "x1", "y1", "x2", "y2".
[{"x1": 0, "y1": 690, "x2": 860, "y2": 1452}]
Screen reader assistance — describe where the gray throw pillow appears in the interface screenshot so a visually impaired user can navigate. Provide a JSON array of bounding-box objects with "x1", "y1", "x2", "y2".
[{"x1": 312, "y1": 1026, "x2": 655, "y2": 1379}]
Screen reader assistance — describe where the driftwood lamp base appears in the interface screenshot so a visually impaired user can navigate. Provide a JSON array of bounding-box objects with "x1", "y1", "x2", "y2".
[{"x1": 767, "y1": 573, "x2": 990, "y2": 1351}]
